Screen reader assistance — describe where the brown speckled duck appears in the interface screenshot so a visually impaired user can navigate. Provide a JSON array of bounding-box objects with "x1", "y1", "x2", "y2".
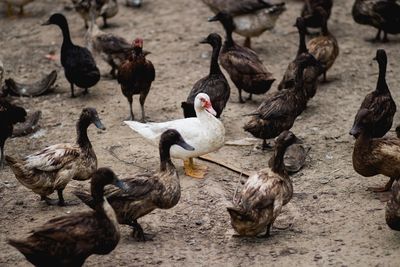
[
  {"x1": 278, "y1": 17, "x2": 324, "y2": 100},
  {"x1": 307, "y1": 7, "x2": 339, "y2": 82},
  {"x1": 209, "y1": 11, "x2": 275, "y2": 103},
  {"x1": 8, "y1": 168, "x2": 127, "y2": 267},
  {"x1": 202, "y1": 0, "x2": 286, "y2": 48},
  {"x1": 181, "y1": 33, "x2": 230, "y2": 118},
  {"x1": 386, "y1": 180, "x2": 400, "y2": 231},
  {"x1": 352, "y1": 0, "x2": 400, "y2": 42},
  {"x1": 227, "y1": 131, "x2": 296, "y2": 237},
  {"x1": 74, "y1": 129, "x2": 194, "y2": 241},
  {"x1": 350, "y1": 49, "x2": 396, "y2": 138},
  {"x1": 6, "y1": 108, "x2": 105, "y2": 206},
  {"x1": 244, "y1": 53, "x2": 319, "y2": 149},
  {"x1": 350, "y1": 108, "x2": 400, "y2": 192}
]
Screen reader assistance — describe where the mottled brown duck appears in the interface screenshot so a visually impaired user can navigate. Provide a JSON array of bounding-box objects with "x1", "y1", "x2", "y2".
[
  {"x1": 227, "y1": 131, "x2": 296, "y2": 237},
  {"x1": 6, "y1": 108, "x2": 105, "y2": 206},
  {"x1": 74, "y1": 129, "x2": 194, "y2": 241}
]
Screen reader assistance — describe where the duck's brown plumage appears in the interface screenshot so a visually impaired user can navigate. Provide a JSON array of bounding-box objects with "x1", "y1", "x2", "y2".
[
  {"x1": 74, "y1": 129, "x2": 194, "y2": 241},
  {"x1": 0, "y1": 98, "x2": 26, "y2": 168},
  {"x1": 278, "y1": 17, "x2": 324, "y2": 100},
  {"x1": 350, "y1": 109, "x2": 400, "y2": 192},
  {"x1": 301, "y1": 0, "x2": 333, "y2": 30},
  {"x1": 352, "y1": 0, "x2": 400, "y2": 42},
  {"x1": 244, "y1": 54, "x2": 318, "y2": 149},
  {"x1": 181, "y1": 33, "x2": 230, "y2": 118},
  {"x1": 209, "y1": 12, "x2": 275, "y2": 103},
  {"x1": 351, "y1": 49, "x2": 396, "y2": 138},
  {"x1": 8, "y1": 168, "x2": 125, "y2": 267},
  {"x1": 117, "y1": 38, "x2": 155, "y2": 122},
  {"x1": 6, "y1": 108, "x2": 105, "y2": 206},
  {"x1": 307, "y1": 7, "x2": 339, "y2": 82},
  {"x1": 386, "y1": 180, "x2": 400, "y2": 231},
  {"x1": 227, "y1": 131, "x2": 295, "y2": 237}
]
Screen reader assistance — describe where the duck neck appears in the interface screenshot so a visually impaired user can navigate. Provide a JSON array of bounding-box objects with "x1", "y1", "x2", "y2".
[
  {"x1": 223, "y1": 23, "x2": 235, "y2": 48},
  {"x1": 210, "y1": 42, "x2": 222, "y2": 75},
  {"x1": 76, "y1": 119, "x2": 92, "y2": 150},
  {"x1": 59, "y1": 21, "x2": 73, "y2": 47},
  {"x1": 159, "y1": 142, "x2": 175, "y2": 173},
  {"x1": 297, "y1": 29, "x2": 308, "y2": 56},
  {"x1": 91, "y1": 182, "x2": 107, "y2": 214},
  {"x1": 376, "y1": 59, "x2": 388, "y2": 93},
  {"x1": 268, "y1": 144, "x2": 287, "y2": 175},
  {"x1": 321, "y1": 21, "x2": 329, "y2": 36}
]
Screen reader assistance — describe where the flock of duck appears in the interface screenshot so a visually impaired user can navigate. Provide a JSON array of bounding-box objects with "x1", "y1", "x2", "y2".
[{"x1": 1, "y1": 0, "x2": 400, "y2": 266}]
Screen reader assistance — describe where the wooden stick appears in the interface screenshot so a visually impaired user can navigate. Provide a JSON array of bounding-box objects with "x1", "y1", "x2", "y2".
[{"x1": 198, "y1": 154, "x2": 251, "y2": 177}]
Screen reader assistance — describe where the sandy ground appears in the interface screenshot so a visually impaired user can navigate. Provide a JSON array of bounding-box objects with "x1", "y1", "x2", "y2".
[{"x1": 1, "y1": 0, "x2": 400, "y2": 266}]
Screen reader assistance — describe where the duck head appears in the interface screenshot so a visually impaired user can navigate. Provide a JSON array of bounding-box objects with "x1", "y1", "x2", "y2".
[
  {"x1": 42, "y1": 13, "x2": 68, "y2": 27},
  {"x1": 199, "y1": 33, "x2": 222, "y2": 48},
  {"x1": 275, "y1": 131, "x2": 298, "y2": 148},
  {"x1": 78, "y1": 107, "x2": 106, "y2": 130},
  {"x1": 10, "y1": 105, "x2": 27, "y2": 124},
  {"x1": 350, "y1": 108, "x2": 372, "y2": 138},
  {"x1": 90, "y1": 168, "x2": 129, "y2": 200},
  {"x1": 374, "y1": 49, "x2": 387, "y2": 65},
  {"x1": 160, "y1": 129, "x2": 194, "y2": 152},
  {"x1": 208, "y1": 11, "x2": 235, "y2": 32},
  {"x1": 294, "y1": 17, "x2": 307, "y2": 35},
  {"x1": 194, "y1": 93, "x2": 217, "y2": 117}
]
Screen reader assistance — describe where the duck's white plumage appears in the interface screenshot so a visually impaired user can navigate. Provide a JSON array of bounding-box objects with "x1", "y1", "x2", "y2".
[{"x1": 124, "y1": 93, "x2": 225, "y2": 160}]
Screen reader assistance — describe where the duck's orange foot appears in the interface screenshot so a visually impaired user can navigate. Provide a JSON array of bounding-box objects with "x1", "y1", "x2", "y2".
[{"x1": 184, "y1": 159, "x2": 207, "y2": 179}]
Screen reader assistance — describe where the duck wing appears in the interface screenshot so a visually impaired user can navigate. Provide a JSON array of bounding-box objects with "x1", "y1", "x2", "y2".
[
  {"x1": 24, "y1": 143, "x2": 81, "y2": 172},
  {"x1": 251, "y1": 92, "x2": 293, "y2": 120},
  {"x1": 64, "y1": 46, "x2": 98, "y2": 72},
  {"x1": 106, "y1": 174, "x2": 162, "y2": 201}
]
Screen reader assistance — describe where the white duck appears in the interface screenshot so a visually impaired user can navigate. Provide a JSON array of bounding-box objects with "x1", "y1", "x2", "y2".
[{"x1": 124, "y1": 93, "x2": 225, "y2": 178}]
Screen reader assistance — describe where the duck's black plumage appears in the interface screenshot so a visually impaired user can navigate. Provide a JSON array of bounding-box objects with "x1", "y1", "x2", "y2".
[
  {"x1": 8, "y1": 168, "x2": 127, "y2": 267},
  {"x1": 209, "y1": 12, "x2": 275, "y2": 103},
  {"x1": 181, "y1": 33, "x2": 230, "y2": 118},
  {"x1": 301, "y1": 0, "x2": 333, "y2": 30},
  {"x1": 42, "y1": 13, "x2": 100, "y2": 97},
  {"x1": 350, "y1": 49, "x2": 396, "y2": 138},
  {"x1": 0, "y1": 99, "x2": 26, "y2": 168},
  {"x1": 352, "y1": 0, "x2": 400, "y2": 42},
  {"x1": 244, "y1": 54, "x2": 317, "y2": 149}
]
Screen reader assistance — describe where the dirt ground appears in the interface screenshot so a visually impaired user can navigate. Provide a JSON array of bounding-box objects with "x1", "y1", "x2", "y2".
[{"x1": 1, "y1": 0, "x2": 400, "y2": 266}]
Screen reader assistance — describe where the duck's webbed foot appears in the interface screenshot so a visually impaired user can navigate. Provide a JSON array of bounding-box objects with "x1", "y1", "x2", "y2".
[
  {"x1": 41, "y1": 196, "x2": 59, "y2": 206},
  {"x1": 259, "y1": 224, "x2": 271, "y2": 238},
  {"x1": 183, "y1": 158, "x2": 207, "y2": 179},
  {"x1": 367, "y1": 178, "x2": 395, "y2": 193},
  {"x1": 131, "y1": 220, "x2": 154, "y2": 241}
]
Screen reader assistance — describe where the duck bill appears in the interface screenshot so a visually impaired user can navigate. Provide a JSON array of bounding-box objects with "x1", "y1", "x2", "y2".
[
  {"x1": 205, "y1": 103, "x2": 217, "y2": 116},
  {"x1": 177, "y1": 138, "x2": 195, "y2": 151},
  {"x1": 114, "y1": 179, "x2": 130, "y2": 191},
  {"x1": 41, "y1": 20, "x2": 51, "y2": 26},
  {"x1": 208, "y1": 15, "x2": 219, "y2": 22},
  {"x1": 349, "y1": 126, "x2": 361, "y2": 138},
  {"x1": 199, "y1": 38, "x2": 208, "y2": 44},
  {"x1": 94, "y1": 118, "x2": 106, "y2": 130}
]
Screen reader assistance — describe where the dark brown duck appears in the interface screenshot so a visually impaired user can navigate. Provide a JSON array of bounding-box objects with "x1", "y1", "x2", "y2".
[
  {"x1": 209, "y1": 11, "x2": 275, "y2": 103},
  {"x1": 350, "y1": 49, "x2": 396, "y2": 138},
  {"x1": 301, "y1": 0, "x2": 333, "y2": 32},
  {"x1": 244, "y1": 53, "x2": 318, "y2": 149},
  {"x1": 181, "y1": 33, "x2": 230, "y2": 118},
  {"x1": 75, "y1": 129, "x2": 194, "y2": 241},
  {"x1": 278, "y1": 17, "x2": 324, "y2": 100},
  {"x1": 8, "y1": 168, "x2": 127, "y2": 267}
]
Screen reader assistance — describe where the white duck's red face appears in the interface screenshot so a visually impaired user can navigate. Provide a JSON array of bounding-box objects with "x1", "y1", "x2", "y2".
[{"x1": 198, "y1": 94, "x2": 217, "y2": 116}]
